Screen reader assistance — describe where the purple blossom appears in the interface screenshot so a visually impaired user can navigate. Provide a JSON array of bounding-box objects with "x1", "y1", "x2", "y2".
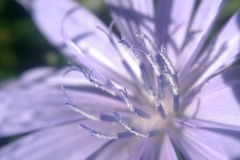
[{"x1": 1, "y1": 0, "x2": 240, "y2": 159}]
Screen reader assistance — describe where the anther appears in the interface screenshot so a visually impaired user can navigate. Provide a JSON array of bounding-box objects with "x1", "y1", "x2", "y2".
[
  {"x1": 119, "y1": 34, "x2": 141, "y2": 65},
  {"x1": 139, "y1": 64, "x2": 153, "y2": 91},
  {"x1": 119, "y1": 87, "x2": 134, "y2": 111},
  {"x1": 139, "y1": 64, "x2": 166, "y2": 118},
  {"x1": 163, "y1": 66, "x2": 178, "y2": 96},
  {"x1": 119, "y1": 87, "x2": 150, "y2": 118},
  {"x1": 134, "y1": 32, "x2": 158, "y2": 56},
  {"x1": 65, "y1": 103, "x2": 101, "y2": 121},
  {"x1": 61, "y1": 85, "x2": 74, "y2": 104},
  {"x1": 80, "y1": 124, "x2": 119, "y2": 139},
  {"x1": 173, "y1": 94, "x2": 179, "y2": 112},
  {"x1": 80, "y1": 69, "x2": 115, "y2": 96},
  {"x1": 97, "y1": 22, "x2": 142, "y2": 91},
  {"x1": 156, "y1": 104, "x2": 166, "y2": 118},
  {"x1": 163, "y1": 66, "x2": 179, "y2": 112},
  {"x1": 99, "y1": 115, "x2": 119, "y2": 122},
  {"x1": 113, "y1": 112, "x2": 151, "y2": 138},
  {"x1": 62, "y1": 85, "x2": 118, "y2": 122},
  {"x1": 157, "y1": 75, "x2": 165, "y2": 99},
  {"x1": 134, "y1": 32, "x2": 149, "y2": 53},
  {"x1": 133, "y1": 46, "x2": 161, "y2": 76},
  {"x1": 159, "y1": 45, "x2": 175, "y2": 75},
  {"x1": 80, "y1": 124, "x2": 134, "y2": 139}
]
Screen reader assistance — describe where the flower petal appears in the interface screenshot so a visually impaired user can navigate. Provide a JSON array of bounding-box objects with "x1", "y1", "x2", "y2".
[
  {"x1": 141, "y1": 136, "x2": 162, "y2": 160},
  {"x1": 159, "y1": 134, "x2": 178, "y2": 160},
  {"x1": 177, "y1": 0, "x2": 224, "y2": 74},
  {"x1": 0, "y1": 67, "x2": 128, "y2": 137},
  {"x1": 0, "y1": 84, "x2": 79, "y2": 137},
  {"x1": 104, "y1": 0, "x2": 155, "y2": 46},
  {"x1": 0, "y1": 86, "x2": 128, "y2": 137},
  {"x1": 126, "y1": 139, "x2": 147, "y2": 160},
  {"x1": 29, "y1": 0, "x2": 134, "y2": 86},
  {"x1": 89, "y1": 138, "x2": 139, "y2": 159},
  {"x1": 181, "y1": 10, "x2": 240, "y2": 91},
  {"x1": 183, "y1": 65, "x2": 240, "y2": 126},
  {"x1": 156, "y1": 0, "x2": 195, "y2": 64},
  {"x1": 167, "y1": 125, "x2": 240, "y2": 159},
  {"x1": 0, "y1": 122, "x2": 111, "y2": 160}
]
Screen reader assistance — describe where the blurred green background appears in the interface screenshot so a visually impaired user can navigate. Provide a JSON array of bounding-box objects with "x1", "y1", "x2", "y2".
[
  {"x1": 0, "y1": 0, "x2": 111, "y2": 80},
  {"x1": 0, "y1": 0, "x2": 239, "y2": 148}
]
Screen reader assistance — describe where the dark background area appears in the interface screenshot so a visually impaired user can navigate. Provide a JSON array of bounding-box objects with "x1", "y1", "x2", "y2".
[
  {"x1": 0, "y1": 0, "x2": 111, "y2": 80},
  {"x1": 0, "y1": 0, "x2": 239, "y2": 148}
]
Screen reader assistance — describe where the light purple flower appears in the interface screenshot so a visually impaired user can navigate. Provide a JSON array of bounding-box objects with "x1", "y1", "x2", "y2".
[{"x1": 1, "y1": 0, "x2": 240, "y2": 159}]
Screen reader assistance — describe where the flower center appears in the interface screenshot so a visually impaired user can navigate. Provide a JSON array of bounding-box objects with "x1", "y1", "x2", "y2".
[{"x1": 61, "y1": 19, "x2": 179, "y2": 139}]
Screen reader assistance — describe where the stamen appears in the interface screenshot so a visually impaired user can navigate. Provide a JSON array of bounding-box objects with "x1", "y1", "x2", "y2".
[
  {"x1": 119, "y1": 87, "x2": 150, "y2": 118},
  {"x1": 117, "y1": 131, "x2": 135, "y2": 138},
  {"x1": 157, "y1": 75, "x2": 165, "y2": 99},
  {"x1": 61, "y1": 24, "x2": 106, "y2": 83},
  {"x1": 139, "y1": 64, "x2": 153, "y2": 91},
  {"x1": 156, "y1": 104, "x2": 166, "y2": 118},
  {"x1": 62, "y1": 13, "x2": 122, "y2": 98},
  {"x1": 61, "y1": 85, "x2": 74, "y2": 104},
  {"x1": 159, "y1": 45, "x2": 179, "y2": 111},
  {"x1": 63, "y1": 68, "x2": 78, "y2": 77},
  {"x1": 173, "y1": 94, "x2": 179, "y2": 112},
  {"x1": 65, "y1": 103, "x2": 101, "y2": 121},
  {"x1": 80, "y1": 124, "x2": 119, "y2": 139},
  {"x1": 156, "y1": 55, "x2": 165, "y2": 97},
  {"x1": 97, "y1": 23, "x2": 142, "y2": 90},
  {"x1": 134, "y1": 33, "x2": 162, "y2": 77},
  {"x1": 159, "y1": 45, "x2": 175, "y2": 75},
  {"x1": 63, "y1": 64, "x2": 149, "y2": 118},
  {"x1": 119, "y1": 34, "x2": 141, "y2": 65},
  {"x1": 133, "y1": 46, "x2": 161, "y2": 76},
  {"x1": 100, "y1": 115, "x2": 119, "y2": 122},
  {"x1": 163, "y1": 66, "x2": 178, "y2": 96},
  {"x1": 80, "y1": 124, "x2": 135, "y2": 139},
  {"x1": 61, "y1": 85, "x2": 116, "y2": 121},
  {"x1": 119, "y1": 35, "x2": 166, "y2": 117},
  {"x1": 163, "y1": 66, "x2": 179, "y2": 112},
  {"x1": 81, "y1": 69, "x2": 116, "y2": 96},
  {"x1": 134, "y1": 32, "x2": 150, "y2": 54},
  {"x1": 119, "y1": 87, "x2": 134, "y2": 112},
  {"x1": 113, "y1": 112, "x2": 151, "y2": 138},
  {"x1": 140, "y1": 64, "x2": 166, "y2": 118},
  {"x1": 134, "y1": 32, "x2": 158, "y2": 55}
]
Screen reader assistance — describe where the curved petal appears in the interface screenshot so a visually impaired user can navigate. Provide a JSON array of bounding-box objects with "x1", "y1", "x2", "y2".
[
  {"x1": 183, "y1": 65, "x2": 240, "y2": 126},
  {"x1": 141, "y1": 136, "x2": 161, "y2": 160},
  {"x1": 0, "y1": 122, "x2": 112, "y2": 160},
  {"x1": 0, "y1": 87, "x2": 128, "y2": 137},
  {"x1": 104, "y1": 0, "x2": 155, "y2": 46},
  {"x1": 0, "y1": 67, "x2": 128, "y2": 137},
  {"x1": 0, "y1": 83, "x2": 79, "y2": 137},
  {"x1": 89, "y1": 138, "x2": 139, "y2": 159},
  {"x1": 126, "y1": 139, "x2": 147, "y2": 160},
  {"x1": 156, "y1": 0, "x2": 195, "y2": 65},
  {"x1": 29, "y1": 0, "x2": 135, "y2": 87},
  {"x1": 177, "y1": 0, "x2": 225, "y2": 74},
  {"x1": 104, "y1": 0, "x2": 156, "y2": 75},
  {"x1": 181, "y1": 10, "x2": 240, "y2": 91},
  {"x1": 159, "y1": 134, "x2": 178, "y2": 160},
  {"x1": 167, "y1": 125, "x2": 240, "y2": 159}
]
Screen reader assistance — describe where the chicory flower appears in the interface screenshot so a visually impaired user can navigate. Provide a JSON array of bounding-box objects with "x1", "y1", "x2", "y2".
[{"x1": 1, "y1": 0, "x2": 240, "y2": 159}]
